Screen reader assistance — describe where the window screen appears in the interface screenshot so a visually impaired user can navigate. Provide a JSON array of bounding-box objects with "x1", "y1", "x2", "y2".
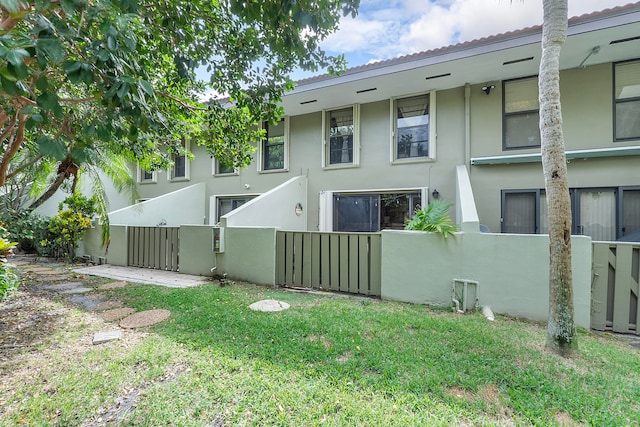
[{"x1": 503, "y1": 77, "x2": 540, "y2": 149}]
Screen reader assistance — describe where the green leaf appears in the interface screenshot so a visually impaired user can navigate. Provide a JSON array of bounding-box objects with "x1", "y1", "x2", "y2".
[
  {"x1": 138, "y1": 79, "x2": 154, "y2": 96},
  {"x1": 6, "y1": 61, "x2": 28, "y2": 79},
  {"x1": 36, "y1": 92, "x2": 60, "y2": 112},
  {"x1": 5, "y1": 48, "x2": 30, "y2": 66},
  {"x1": 34, "y1": 0, "x2": 51, "y2": 11},
  {"x1": 36, "y1": 135, "x2": 67, "y2": 160},
  {"x1": 35, "y1": 76, "x2": 49, "y2": 91},
  {"x1": 0, "y1": 75, "x2": 18, "y2": 95},
  {"x1": 37, "y1": 37, "x2": 65, "y2": 63},
  {"x1": 62, "y1": 60, "x2": 81, "y2": 74},
  {"x1": 0, "y1": 67, "x2": 17, "y2": 82}
]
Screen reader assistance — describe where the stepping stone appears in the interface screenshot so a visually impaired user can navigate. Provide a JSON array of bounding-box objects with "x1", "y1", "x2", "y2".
[
  {"x1": 69, "y1": 293, "x2": 107, "y2": 310},
  {"x1": 100, "y1": 307, "x2": 136, "y2": 322},
  {"x1": 60, "y1": 286, "x2": 92, "y2": 294},
  {"x1": 99, "y1": 281, "x2": 128, "y2": 290},
  {"x1": 249, "y1": 299, "x2": 291, "y2": 312},
  {"x1": 43, "y1": 282, "x2": 83, "y2": 290},
  {"x1": 120, "y1": 309, "x2": 171, "y2": 329},
  {"x1": 92, "y1": 330, "x2": 123, "y2": 345}
]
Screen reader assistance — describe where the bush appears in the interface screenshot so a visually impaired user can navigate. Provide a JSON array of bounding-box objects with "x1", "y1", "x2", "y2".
[
  {"x1": 46, "y1": 194, "x2": 96, "y2": 262},
  {"x1": 405, "y1": 200, "x2": 458, "y2": 237},
  {"x1": 0, "y1": 224, "x2": 19, "y2": 299},
  {"x1": 0, "y1": 209, "x2": 51, "y2": 255}
]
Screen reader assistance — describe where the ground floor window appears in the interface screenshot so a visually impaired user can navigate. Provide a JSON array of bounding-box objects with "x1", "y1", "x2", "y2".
[
  {"x1": 216, "y1": 196, "x2": 255, "y2": 222},
  {"x1": 332, "y1": 191, "x2": 422, "y2": 232},
  {"x1": 501, "y1": 186, "x2": 640, "y2": 241}
]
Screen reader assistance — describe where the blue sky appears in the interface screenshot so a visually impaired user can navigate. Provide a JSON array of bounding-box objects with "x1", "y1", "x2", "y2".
[{"x1": 291, "y1": 0, "x2": 633, "y2": 81}]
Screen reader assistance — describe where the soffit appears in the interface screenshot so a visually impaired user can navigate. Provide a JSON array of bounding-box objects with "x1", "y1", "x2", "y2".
[{"x1": 282, "y1": 7, "x2": 640, "y2": 116}]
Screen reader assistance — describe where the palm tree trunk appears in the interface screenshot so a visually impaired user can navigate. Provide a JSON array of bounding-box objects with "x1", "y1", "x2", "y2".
[
  {"x1": 539, "y1": 0, "x2": 577, "y2": 356},
  {"x1": 27, "y1": 172, "x2": 66, "y2": 211}
]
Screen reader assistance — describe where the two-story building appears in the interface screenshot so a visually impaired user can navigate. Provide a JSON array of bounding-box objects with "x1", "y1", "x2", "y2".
[{"x1": 117, "y1": 2, "x2": 640, "y2": 243}]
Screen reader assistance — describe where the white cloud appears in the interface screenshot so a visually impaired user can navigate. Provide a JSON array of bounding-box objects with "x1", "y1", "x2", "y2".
[{"x1": 323, "y1": 0, "x2": 632, "y2": 64}]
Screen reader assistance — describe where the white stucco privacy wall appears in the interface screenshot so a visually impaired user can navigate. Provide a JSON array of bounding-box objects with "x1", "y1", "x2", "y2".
[
  {"x1": 219, "y1": 176, "x2": 307, "y2": 230},
  {"x1": 108, "y1": 183, "x2": 206, "y2": 226},
  {"x1": 381, "y1": 231, "x2": 592, "y2": 329}
]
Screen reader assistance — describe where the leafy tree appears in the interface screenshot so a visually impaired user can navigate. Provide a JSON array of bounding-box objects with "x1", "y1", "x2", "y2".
[
  {"x1": 539, "y1": 0, "x2": 576, "y2": 356},
  {"x1": 0, "y1": 0, "x2": 360, "y2": 208}
]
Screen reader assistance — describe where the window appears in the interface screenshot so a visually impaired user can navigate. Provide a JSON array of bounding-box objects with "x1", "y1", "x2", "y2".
[
  {"x1": 216, "y1": 196, "x2": 255, "y2": 222},
  {"x1": 259, "y1": 118, "x2": 288, "y2": 171},
  {"x1": 169, "y1": 139, "x2": 190, "y2": 181},
  {"x1": 393, "y1": 94, "x2": 431, "y2": 161},
  {"x1": 501, "y1": 190, "x2": 542, "y2": 234},
  {"x1": 614, "y1": 60, "x2": 640, "y2": 141},
  {"x1": 331, "y1": 191, "x2": 422, "y2": 232},
  {"x1": 323, "y1": 105, "x2": 360, "y2": 168},
  {"x1": 137, "y1": 167, "x2": 156, "y2": 183},
  {"x1": 501, "y1": 187, "x2": 640, "y2": 241},
  {"x1": 214, "y1": 159, "x2": 237, "y2": 176},
  {"x1": 503, "y1": 77, "x2": 540, "y2": 150}
]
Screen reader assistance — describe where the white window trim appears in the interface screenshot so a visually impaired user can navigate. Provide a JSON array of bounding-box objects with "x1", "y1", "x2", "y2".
[
  {"x1": 137, "y1": 166, "x2": 157, "y2": 184},
  {"x1": 318, "y1": 186, "x2": 428, "y2": 232},
  {"x1": 167, "y1": 139, "x2": 191, "y2": 182},
  {"x1": 209, "y1": 193, "x2": 259, "y2": 225},
  {"x1": 390, "y1": 91, "x2": 436, "y2": 164},
  {"x1": 212, "y1": 158, "x2": 240, "y2": 177},
  {"x1": 258, "y1": 117, "x2": 290, "y2": 173},
  {"x1": 322, "y1": 104, "x2": 360, "y2": 169}
]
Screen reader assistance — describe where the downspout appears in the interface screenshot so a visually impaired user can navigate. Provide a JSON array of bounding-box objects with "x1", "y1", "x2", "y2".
[{"x1": 464, "y1": 83, "x2": 471, "y2": 175}]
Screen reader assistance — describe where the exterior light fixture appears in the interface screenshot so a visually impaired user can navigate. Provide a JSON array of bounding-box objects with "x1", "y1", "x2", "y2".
[
  {"x1": 482, "y1": 84, "x2": 495, "y2": 95},
  {"x1": 432, "y1": 189, "x2": 440, "y2": 199}
]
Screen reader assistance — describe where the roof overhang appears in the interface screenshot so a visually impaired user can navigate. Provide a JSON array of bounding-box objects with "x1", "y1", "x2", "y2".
[
  {"x1": 470, "y1": 145, "x2": 640, "y2": 165},
  {"x1": 282, "y1": 4, "x2": 640, "y2": 116}
]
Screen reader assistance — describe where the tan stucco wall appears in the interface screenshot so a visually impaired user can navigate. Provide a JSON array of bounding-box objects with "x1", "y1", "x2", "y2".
[{"x1": 381, "y1": 231, "x2": 592, "y2": 329}]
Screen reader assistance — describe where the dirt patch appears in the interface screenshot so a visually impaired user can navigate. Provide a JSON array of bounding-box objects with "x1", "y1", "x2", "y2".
[
  {"x1": 99, "y1": 281, "x2": 129, "y2": 290},
  {"x1": 100, "y1": 308, "x2": 136, "y2": 322},
  {"x1": 120, "y1": 309, "x2": 171, "y2": 329},
  {"x1": 308, "y1": 334, "x2": 332, "y2": 349},
  {"x1": 91, "y1": 301, "x2": 124, "y2": 311},
  {"x1": 554, "y1": 411, "x2": 579, "y2": 426}
]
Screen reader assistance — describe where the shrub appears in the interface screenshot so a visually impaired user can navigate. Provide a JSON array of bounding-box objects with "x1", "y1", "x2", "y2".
[
  {"x1": 405, "y1": 200, "x2": 458, "y2": 237},
  {"x1": 0, "y1": 224, "x2": 19, "y2": 299},
  {"x1": 46, "y1": 194, "x2": 96, "y2": 262},
  {"x1": 0, "y1": 209, "x2": 51, "y2": 255}
]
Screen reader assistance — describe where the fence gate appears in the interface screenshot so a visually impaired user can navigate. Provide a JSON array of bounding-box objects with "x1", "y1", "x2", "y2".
[
  {"x1": 592, "y1": 242, "x2": 640, "y2": 335},
  {"x1": 127, "y1": 226, "x2": 180, "y2": 272},
  {"x1": 276, "y1": 231, "x2": 381, "y2": 297}
]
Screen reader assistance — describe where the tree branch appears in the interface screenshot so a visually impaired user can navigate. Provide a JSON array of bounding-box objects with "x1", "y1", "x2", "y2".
[
  {"x1": 6, "y1": 154, "x2": 43, "y2": 180},
  {"x1": 27, "y1": 171, "x2": 66, "y2": 211},
  {"x1": 156, "y1": 91, "x2": 208, "y2": 111},
  {"x1": 0, "y1": 112, "x2": 22, "y2": 186}
]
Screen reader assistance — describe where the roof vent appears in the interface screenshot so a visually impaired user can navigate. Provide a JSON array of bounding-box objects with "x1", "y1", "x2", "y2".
[
  {"x1": 503, "y1": 57, "x2": 534, "y2": 65},
  {"x1": 425, "y1": 72, "x2": 451, "y2": 80},
  {"x1": 356, "y1": 87, "x2": 377, "y2": 94},
  {"x1": 300, "y1": 99, "x2": 317, "y2": 105},
  {"x1": 610, "y1": 35, "x2": 640, "y2": 45}
]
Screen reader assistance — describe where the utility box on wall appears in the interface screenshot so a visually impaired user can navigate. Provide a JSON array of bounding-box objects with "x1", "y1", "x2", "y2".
[{"x1": 212, "y1": 227, "x2": 225, "y2": 253}]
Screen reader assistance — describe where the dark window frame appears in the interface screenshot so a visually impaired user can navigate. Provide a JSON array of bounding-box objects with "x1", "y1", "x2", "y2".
[
  {"x1": 502, "y1": 76, "x2": 541, "y2": 151},
  {"x1": 613, "y1": 59, "x2": 640, "y2": 142},
  {"x1": 262, "y1": 119, "x2": 285, "y2": 171},
  {"x1": 500, "y1": 189, "x2": 541, "y2": 234}
]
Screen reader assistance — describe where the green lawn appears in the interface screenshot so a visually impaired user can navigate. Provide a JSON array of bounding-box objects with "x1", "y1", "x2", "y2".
[{"x1": 2, "y1": 280, "x2": 639, "y2": 426}]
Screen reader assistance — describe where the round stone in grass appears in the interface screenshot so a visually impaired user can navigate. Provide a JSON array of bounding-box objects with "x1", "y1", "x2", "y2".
[
  {"x1": 120, "y1": 309, "x2": 171, "y2": 328},
  {"x1": 249, "y1": 299, "x2": 290, "y2": 312},
  {"x1": 100, "y1": 307, "x2": 136, "y2": 322}
]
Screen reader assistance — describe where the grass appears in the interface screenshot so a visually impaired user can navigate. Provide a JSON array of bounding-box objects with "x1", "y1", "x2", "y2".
[{"x1": 2, "y1": 280, "x2": 640, "y2": 426}]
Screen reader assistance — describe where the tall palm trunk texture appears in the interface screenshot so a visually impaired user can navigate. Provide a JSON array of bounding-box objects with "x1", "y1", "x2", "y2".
[{"x1": 539, "y1": 0, "x2": 577, "y2": 356}]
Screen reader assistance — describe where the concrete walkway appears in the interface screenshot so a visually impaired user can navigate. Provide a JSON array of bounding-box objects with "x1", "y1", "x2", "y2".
[{"x1": 73, "y1": 264, "x2": 210, "y2": 288}]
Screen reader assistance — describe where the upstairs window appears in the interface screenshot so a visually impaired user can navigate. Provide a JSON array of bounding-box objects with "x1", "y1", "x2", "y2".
[
  {"x1": 169, "y1": 139, "x2": 190, "y2": 181},
  {"x1": 614, "y1": 59, "x2": 640, "y2": 141},
  {"x1": 137, "y1": 167, "x2": 156, "y2": 184},
  {"x1": 259, "y1": 118, "x2": 288, "y2": 172},
  {"x1": 323, "y1": 105, "x2": 360, "y2": 168},
  {"x1": 394, "y1": 94, "x2": 430, "y2": 160},
  {"x1": 214, "y1": 159, "x2": 237, "y2": 176},
  {"x1": 503, "y1": 77, "x2": 540, "y2": 150}
]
